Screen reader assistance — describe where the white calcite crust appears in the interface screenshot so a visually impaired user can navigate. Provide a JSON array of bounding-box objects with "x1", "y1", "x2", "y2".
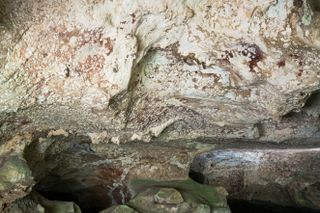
[{"x1": 1, "y1": 0, "x2": 320, "y2": 141}]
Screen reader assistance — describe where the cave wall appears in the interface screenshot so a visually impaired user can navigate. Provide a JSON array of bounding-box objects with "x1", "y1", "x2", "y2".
[
  {"x1": 1, "y1": 0, "x2": 320, "y2": 142},
  {"x1": 1, "y1": 0, "x2": 320, "y2": 212}
]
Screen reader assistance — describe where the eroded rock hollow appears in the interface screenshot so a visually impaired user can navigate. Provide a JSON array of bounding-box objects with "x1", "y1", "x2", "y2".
[{"x1": 1, "y1": 0, "x2": 320, "y2": 212}]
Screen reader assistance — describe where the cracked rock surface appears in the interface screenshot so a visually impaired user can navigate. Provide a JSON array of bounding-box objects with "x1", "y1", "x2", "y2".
[
  {"x1": 1, "y1": 0, "x2": 320, "y2": 212},
  {"x1": 1, "y1": 0, "x2": 320, "y2": 141}
]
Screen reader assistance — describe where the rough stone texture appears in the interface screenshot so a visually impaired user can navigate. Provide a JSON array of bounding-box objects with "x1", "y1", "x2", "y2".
[
  {"x1": 5, "y1": 192, "x2": 81, "y2": 213},
  {"x1": 190, "y1": 143, "x2": 320, "y2": 210},
  {"x1": 0, "y1": 155, "x2": 33, "y2": 206},
  {"x1": 0, "y1": 132, "x2": 212, "y2": 212},
  {"x1": 127, "y1": 179, "x2": 230, "y2": 213},
  {"x1": 1, "y1": 0, "x2": 320, "y2": 212},
  {"x1": 1, "y1": 0, "x2": 320, "y2": 142},
  {"x1": 0, "y1": 134, "x2": 34, "y2": 208},
  {"x1": 31, "y1": 192, "x2": 82, "y2": 213},
  {"x1": 154, "y1": 188, "x2": 184, "y2": 205}
]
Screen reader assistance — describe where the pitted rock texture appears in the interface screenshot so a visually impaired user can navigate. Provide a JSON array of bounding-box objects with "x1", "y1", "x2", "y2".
[{"x1": 1, "y1": 0, "x2": 320, "y2": 142}]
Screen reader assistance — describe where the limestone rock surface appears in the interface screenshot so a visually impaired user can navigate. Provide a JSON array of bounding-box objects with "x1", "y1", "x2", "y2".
[
  {"x1": 1, "y1": 0, "x2": 320, "y2": 142},
  {"x1": 127, "y1": 179, "x2": 230, "y2": 213},
  {"x1": 1, "y1": 0, "x2": 320, "y2": 212},
  {"x1": 190, "y1": 142, "x2": 320, "y2": 210}
]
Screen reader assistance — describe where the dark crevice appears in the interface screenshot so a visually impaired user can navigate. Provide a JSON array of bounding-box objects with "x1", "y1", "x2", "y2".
[
  {"x1": 304, "y1": 90, "x2": 320, "y2": 108},
  {"x1": 188, "y1": 169, "x2": 205, "y2": 184},
  {"x1": 228, "y1": 199, "x2": 320, "y2": 213},
  {"x1": 281, "y1": 90, "x2": 320, "y2": 119},
  {"x1": 190, "y1": 166, "x2": 320, "y2": 213},
  {"x1": 37, "y1": 187, "x2": 111, "y2": 213},
  {"x1": 282, "y1": 111, "x2": 298, "y2": 118},
  {"x1": 308, "y1": 0, "x2": 320, "y2": 12},
  {"x1": 23, "y1": 134, "x2": 127, "y2": 213},
  {"x1": 188, "y1": 149, "x2": 320, "y2": 213}
]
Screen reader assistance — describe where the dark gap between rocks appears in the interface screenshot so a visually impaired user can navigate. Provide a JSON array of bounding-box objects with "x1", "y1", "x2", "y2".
[
  {"x1": 188, "y1": 148, "x2": 320, "y2": 213},
  {"x1": 37, "y1": 187, "x2": 110, "y2": 213},
  {"x1": 23, "y1": 134, "x2": 126, "y2": 213},
  {"x1": 189, "y1": 167, "x2": 320, "y2": 213},
  {"x1": 228, "y1": 200, "x2": 320, "y2": 213},
  {"x1": 308, "y1": 0, "x2": 320, "y2": 12},
  {"x1": 304, "y1": 90, "x2": 320, "y2": 108}
]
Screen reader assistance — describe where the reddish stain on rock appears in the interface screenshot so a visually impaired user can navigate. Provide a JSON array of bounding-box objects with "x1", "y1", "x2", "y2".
[
  {"x1": 221, "y1": 43, "x2": 264, "y2": 72},
  {"x1": 96, "y1": 166, "x2": 123, "y2": 183},
  {"x1": 288, "y1": 53, "x2": 300, "y2": 59},
  {"x1": 130, "y1": 13, "x2": 136, "y2": 23},
  {"x1": 76, "y1": 28, "x2": 114, "y2": 55},
  {"x1": 288, "y1": 53, "x2": 304, "y2": 77},
  {"x1": 246, "y1": 43, "x2": 264, "y2": 72},
  {"x1": 277, "y1": 60, "x2": 286, "y2": 68},
  {"x1": 75, "y1": 54, "x2": 105, "y2": 80}
]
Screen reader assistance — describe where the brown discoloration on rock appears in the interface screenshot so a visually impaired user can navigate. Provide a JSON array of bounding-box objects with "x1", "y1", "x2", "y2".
[
  {"x1": 96, "y1": 166, "x2": 123, "y2": 182},
  {"x1": 75, "y1": 54, "x2": 105, "y2": 80},
  {"x1": 246, "y1": 43, "x2": 264, "y2": 72},
  {"x1": 78, "y1": 28, "x2": 114, "y2": 54},
  {"x1": 2, "y1": 0, "x2": 320, "y2": 133},
  {"x1": 277, "y1": 59, "x2": 286, "y2": 68},
  {"x1": 221, "y1": 43, "x2": 264, "y2": 73},
  {"x1": 111, "y1": 185, "x2": 131, "y2": 204},
  {"x1": 52, "y1": 26, "x2": 80, "y2": 44}
]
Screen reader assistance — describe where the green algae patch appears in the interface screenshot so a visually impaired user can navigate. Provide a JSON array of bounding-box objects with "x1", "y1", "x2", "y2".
[
  {"x1": 154, "y1": 188, "x2": 184, "y2": 204},
  {"x1": 0, "y1": 155, "x2": 32, "y2": 191},
  {"x1": 129, "y1": 178, "x2": 228, "y2": 209}
]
